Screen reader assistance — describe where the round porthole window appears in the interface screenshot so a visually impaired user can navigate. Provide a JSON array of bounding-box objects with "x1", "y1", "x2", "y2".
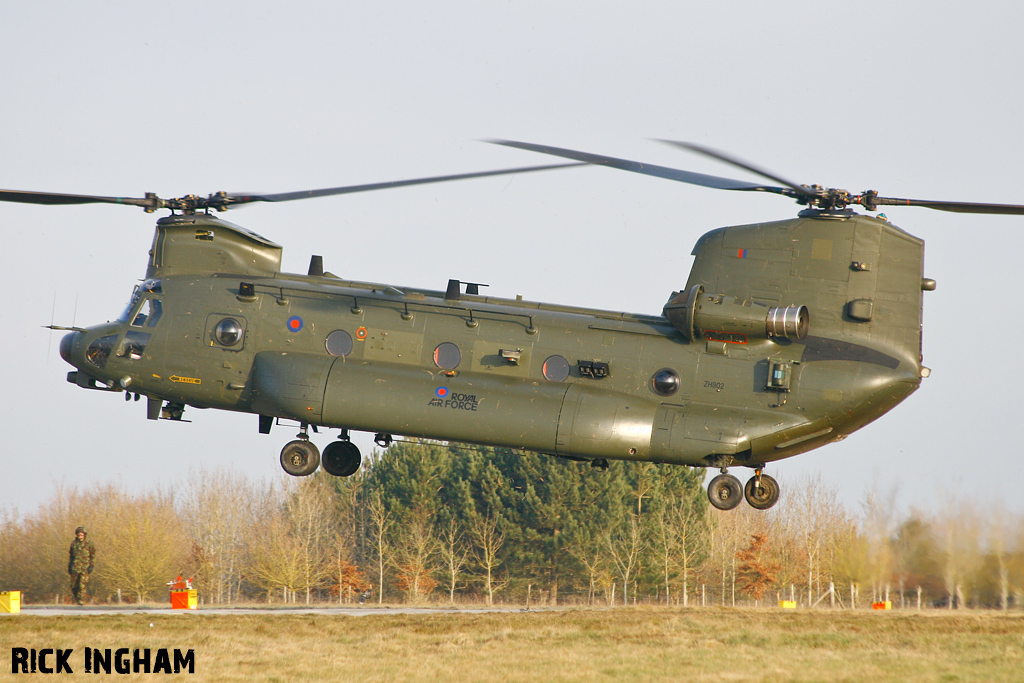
[
  {"x1": 214, "y1": 318, "x2": 243, "y2": 346},
  {"x1": 433, "y1": 342, "x2": 461, "y2": 370},
  {"x1": 651, "y1": 368, "x2": 680, "y2": 396},
  {"x1": 325, "y1": 330, "x2": 354, "y2": 356},
  {"x1": 542, "y1": 355, "x2": 571, "y2": 382}
]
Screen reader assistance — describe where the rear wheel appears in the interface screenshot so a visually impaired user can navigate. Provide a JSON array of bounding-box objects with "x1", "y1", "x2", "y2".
[
  {"x1": 707, "y1": 473, "x2": 743, "y2": 510},
  {"x1": 744, "y1": 473, "x2": 780, "y2": 510},
  {"x1": 280, "y1": 439, "x2": 320, "y2": 476},
  {"x1": 322, "y1": 440, "x2": 361, "y2": 477}
]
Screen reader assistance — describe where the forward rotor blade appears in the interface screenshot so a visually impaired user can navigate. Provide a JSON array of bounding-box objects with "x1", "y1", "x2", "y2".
[
  {"x1": 871, "y1": 196, "x2": 1024, "y2": 215},
  {"x1": 654, "y1": 139, "x2": 818, "y2": 201},
  {"x1": 226, "y1": 163, "x2": 584, "y2": 206},
  {"x1": 0, "y1": 189, "x2": 155, "y2": 209},
  {"x1": 1, "y1": 162, "x2": 582, "y2": 213},
  {"x1": 486, "y1": 139, "x2": 799, "y2": 197}
]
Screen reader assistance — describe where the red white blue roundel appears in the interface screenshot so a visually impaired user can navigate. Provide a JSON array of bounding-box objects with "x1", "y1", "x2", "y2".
[
  {"x1": 435, "y1": 387, "x2": 449, "y2": 398},
  {"x1": 287, "y1": 316, "x2": 303, "y2": 333}
]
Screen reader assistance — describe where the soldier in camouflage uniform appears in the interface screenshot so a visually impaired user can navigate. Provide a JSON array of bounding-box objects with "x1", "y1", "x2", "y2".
[{"x1": 68, "y1": 526, "x2": 96, "y2": 605}]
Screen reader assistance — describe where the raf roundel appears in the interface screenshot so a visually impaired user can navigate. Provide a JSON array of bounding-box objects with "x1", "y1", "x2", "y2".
[
  {"x1": 286, "y1": 316, "x2": 303, "y2": 333},
  {"x1": 436, "y1": 387, "x2": 449, "y2": 398}
]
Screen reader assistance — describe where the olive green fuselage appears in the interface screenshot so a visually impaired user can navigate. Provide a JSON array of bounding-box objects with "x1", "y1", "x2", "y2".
[{"x1": 61, "y1": 210, "x2": 927, "y2": 470}]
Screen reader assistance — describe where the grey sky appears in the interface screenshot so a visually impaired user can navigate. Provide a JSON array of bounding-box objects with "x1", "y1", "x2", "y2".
[{"x1": 3, "y1": 1, "x2": 1023, "y2": 516}]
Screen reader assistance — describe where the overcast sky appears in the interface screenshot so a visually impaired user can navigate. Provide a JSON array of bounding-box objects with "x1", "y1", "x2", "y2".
[{"x1": 3, "y1": 1, "x2": 1023, "y2": 517}]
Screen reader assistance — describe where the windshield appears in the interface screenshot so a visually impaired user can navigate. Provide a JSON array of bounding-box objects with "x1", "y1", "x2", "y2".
[
  {"x1": 117, "y1": 286, "x2": 142, "y2": 323},
  {"x1": 117, "y1": 280, "x2": 162, "y2": 324}
]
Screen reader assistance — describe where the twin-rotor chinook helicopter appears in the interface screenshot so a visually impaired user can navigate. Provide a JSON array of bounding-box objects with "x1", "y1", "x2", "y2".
[{"x1": 8, "y1": 141, "x2": 1024, "y2": 511}]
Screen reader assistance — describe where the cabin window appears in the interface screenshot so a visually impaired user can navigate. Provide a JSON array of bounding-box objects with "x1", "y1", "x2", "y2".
[
  {"x1": 651, "y1": 368, "x2": 680, "y2": 396},
  {"x1": 433, "y1": 342, "x2": 461, "y2": 370},
  {"x1": 542, "y1": 355, "x2": 570, "y2": 382},
  {"x1": 214, "y1": 318, "x2": 244, "y2": 347},
  {"x1": 326, "y1": 330, "x2": 354, "y2": 357}
]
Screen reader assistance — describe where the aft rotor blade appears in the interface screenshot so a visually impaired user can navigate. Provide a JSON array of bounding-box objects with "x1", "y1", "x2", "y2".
[
  {"x1": 654, "y1": 139, "x2": 819, "y2": 201},
  {"x1": 227, "y1": 163, "x2": 584, "y2": 206},
  {"x1": 486, "y1": 139, "x2": 799, "y2": 197},
  {"x1": 0, "y1": 189, "x2": 155, "y2": 209},
  {"x1": 871, "y1": 196, "x2": 1024, "y2": 215}
]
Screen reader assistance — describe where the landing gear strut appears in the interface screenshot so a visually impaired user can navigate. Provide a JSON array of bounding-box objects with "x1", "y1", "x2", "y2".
[
  {"x1": 280, "y1": 423, "x2": 320, "y2": 477},
  {"x1": 744, "y1": 470, "x2": 780, "y2": 510},
  {"x1": 321, "y1": 429, "x2": 361, "y2": 477}
]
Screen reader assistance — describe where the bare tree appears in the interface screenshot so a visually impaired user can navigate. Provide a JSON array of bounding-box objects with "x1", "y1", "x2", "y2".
[
  {"x1": 936, "y1": 498, "x2": 982, "y2": 608},
  {"x1": 284, "y1": 478, "x2": 337, "y2": 604},
  {"x1": 178, "y1": 467, "x2": 259, "y2": 603},
  {"x1": 470, "y1": 511, "x2": 506, "y2": 605},
  {"x1": 831, "y1": 520, "x2": 870, "y2": 608},
  {"x1": 704, "y1": 506, "x2": 763, "y2": 606},
  {"x1": 672, "y1": 494, "x2": 707, "y2": 607},
  {"x1": 392, "y1": 506, "x2": 438, "y2": 602},
  {"x1": 244, "y1": 503, "x2": 305, "y2": 603},
  {"x1": 100, "y1": 489, "x2": 188, "y2": 602},
  {"x1": 567, "y1": 539, "x2": 608, "y2": 606},
  {"x1": 651, "y1": 505, "x2": 677, "y2": 606},
  {"x1": 786, "y1": 474, "x2": 847, "y2": 606},
  {"x1": 985, "y1": 504, "x2": 1013, "y2": 610},
  {"x1": 438, "y1": 515, "x2": 469, "y2": 603},
  {"x1": 650, "y1": 492, "x2": 705, "y2": 606},
  {"x1": 861, "y1": 481, "x2": 900, "y2": 603},
  {"x1": 366, "y1": 491, "x2": 393, "y2": 604},
  {"x1": 605, "y1": 512, "x2": 645, "y2": 606}
]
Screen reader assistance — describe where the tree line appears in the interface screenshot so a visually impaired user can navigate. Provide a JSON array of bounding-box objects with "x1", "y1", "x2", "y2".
[{"x1": 1, "y1": 442, "x2": 1022, "y2": 609}]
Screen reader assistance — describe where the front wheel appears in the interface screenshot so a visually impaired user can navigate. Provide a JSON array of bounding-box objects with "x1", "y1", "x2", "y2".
[
  {"x1": 707, "y1": 473, "x2": 743, "y2": 510},
  {"x1": 280, "y1": 439, "x2": 320, "y2": 476}
]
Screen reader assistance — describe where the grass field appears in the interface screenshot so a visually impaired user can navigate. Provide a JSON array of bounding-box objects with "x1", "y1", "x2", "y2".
[{"x1": 3, "y1": 607, "x2": 1023, "y2": 682}]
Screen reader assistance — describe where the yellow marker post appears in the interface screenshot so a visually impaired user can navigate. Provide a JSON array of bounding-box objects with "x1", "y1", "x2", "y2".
[{"x1": 0, "y1": 591, "x2": 22, "y2": 613}]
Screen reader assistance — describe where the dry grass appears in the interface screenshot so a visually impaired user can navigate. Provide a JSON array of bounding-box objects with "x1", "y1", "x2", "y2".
[{"x1": 3, "y1": 607, "x2": 1023, "y2": 682}]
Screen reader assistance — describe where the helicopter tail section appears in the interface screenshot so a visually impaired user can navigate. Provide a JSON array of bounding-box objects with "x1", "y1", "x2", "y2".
[{"x1": 666, "y1": 213, "x2": 928, "y2": 464}]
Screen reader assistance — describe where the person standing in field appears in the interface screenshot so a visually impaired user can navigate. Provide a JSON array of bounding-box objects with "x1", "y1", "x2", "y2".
[{"x1": 68, "y1": 526, "x2": 96, "y2": 605}]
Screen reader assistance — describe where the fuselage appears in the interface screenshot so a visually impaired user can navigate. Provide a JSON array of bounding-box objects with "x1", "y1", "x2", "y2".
[{"x1": 59, "y1": 210, "x2": 929, "y2": 470}]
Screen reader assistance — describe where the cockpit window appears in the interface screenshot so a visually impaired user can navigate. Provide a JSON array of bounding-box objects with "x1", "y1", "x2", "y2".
[
  {"x1": 86, "y1": 335, "x2": 118, "y2": 369},
  {"x1": 132, "y1": 299, "x2": 163, "y2": 328},
  {"x1": 117, "y1": 286, "x2": 142, "y2": 323},
  {"x1": 118, "y1": 331, "x2": 151, "y2": 360},
  {"x1": 117, "y1": 280, "x2": 162, "y2": 323}
]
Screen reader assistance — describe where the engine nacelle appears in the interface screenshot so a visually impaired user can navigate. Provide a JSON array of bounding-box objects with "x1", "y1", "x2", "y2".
[{"x1": 663, "y1": 284, "x2": 809, "y2": 344}]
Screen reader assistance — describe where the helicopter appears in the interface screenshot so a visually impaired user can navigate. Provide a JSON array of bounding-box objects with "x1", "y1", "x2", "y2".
[{"x1": 6, "y1": 142, "x2": 1024, "y2": 511}]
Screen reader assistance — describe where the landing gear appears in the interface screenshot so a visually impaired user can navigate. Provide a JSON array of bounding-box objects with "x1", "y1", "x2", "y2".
[
  {"x1": 707, "y1": 473, "x2": 743, "y2": 510},
  {"x1": 280, "y1": 423, "x2": 319, "y2": 476},
  {"x1": 280, "y1": 440, "x2": 320, "y2": 476},
  {"x1": 744, "y1": 471, "x2": 780, "y2": 510},
  {"x1": 323, "y1": 439, "x2": 361, "y2": 477}
]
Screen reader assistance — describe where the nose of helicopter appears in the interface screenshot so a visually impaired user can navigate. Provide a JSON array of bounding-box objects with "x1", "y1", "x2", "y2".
[{"x1": 59, "y1": 331, "x2": 81, "y2": 366}]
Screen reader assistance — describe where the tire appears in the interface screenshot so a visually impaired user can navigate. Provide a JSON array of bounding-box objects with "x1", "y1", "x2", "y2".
[
  {"x1": 280, "y1": 439, "x2": 320, "y2": 476},
  {"x1": 322, "y1": 440, "x2": 361, "y2": 477},
  {"x1": 744, "y1": 473, "x2": 780, "y2": 510},
  {"x1": 707, "y1": 473, "x2": 743, "y2": 510}
]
